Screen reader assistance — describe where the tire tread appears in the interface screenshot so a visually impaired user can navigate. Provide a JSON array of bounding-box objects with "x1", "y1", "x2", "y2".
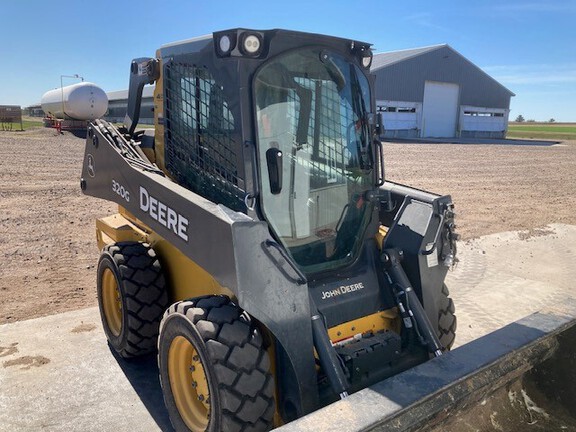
[
  {"x1": 161, "y1": 296, "x2": 274, "y2": 431},
  {"x1": 100, "y1": 242, "x2": 168, "y2": 358},
  {"x1": 438, "y1": 283, "x2": 457, "y2": 350}
]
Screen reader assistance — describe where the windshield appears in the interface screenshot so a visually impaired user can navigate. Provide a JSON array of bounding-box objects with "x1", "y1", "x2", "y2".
[{"x1": 254, "y1": 48, "x2": 374, "y2": 273}]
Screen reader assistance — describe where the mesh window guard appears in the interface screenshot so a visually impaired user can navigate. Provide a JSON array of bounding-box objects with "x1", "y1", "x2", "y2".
[
  {"x1": 288, "y1": 78, "x2": 353, "y2": 188},
  {"x1": 164, "y1": 61, "x2": 245, "y2": 212}
]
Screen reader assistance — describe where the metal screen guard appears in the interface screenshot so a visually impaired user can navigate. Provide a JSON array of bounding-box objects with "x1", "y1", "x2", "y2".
[{"x1": 163, "y1": 60, "x2": 245, "y2": 212}]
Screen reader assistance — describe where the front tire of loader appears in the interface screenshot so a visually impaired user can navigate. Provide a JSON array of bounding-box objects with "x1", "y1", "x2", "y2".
[
  {"x1": 438, "y1": 283, "x2": 457, "y2": 350},
  {"x1": 158, "y1": 296, "x2": 275, "y2": 432},
  {"x1": 97, "y1": 242, "x2": 168, "y2": 358}
]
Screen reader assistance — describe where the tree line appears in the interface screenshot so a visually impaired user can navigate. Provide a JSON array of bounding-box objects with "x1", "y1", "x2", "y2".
[{"x1": 515, "y1": 115, "x2": 556, "y2": 123}]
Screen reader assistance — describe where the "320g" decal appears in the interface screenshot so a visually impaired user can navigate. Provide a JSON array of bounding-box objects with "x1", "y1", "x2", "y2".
[{"x1": 112, "y1": 179, "x2": 130, "y2": 203}]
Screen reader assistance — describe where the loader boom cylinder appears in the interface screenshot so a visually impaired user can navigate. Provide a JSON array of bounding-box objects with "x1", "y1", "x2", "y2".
[
  {"x1": 382, "y1": 249, "x2": 444, "y2": 356},
  {"x1": 310, "y1": 305, "x2": 350, "y2": 399}
]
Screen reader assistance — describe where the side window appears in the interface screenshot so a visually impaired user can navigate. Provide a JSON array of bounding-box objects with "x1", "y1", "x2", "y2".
[{"x1": 164, "y1": 62, "x2": 244, "y2": 212}]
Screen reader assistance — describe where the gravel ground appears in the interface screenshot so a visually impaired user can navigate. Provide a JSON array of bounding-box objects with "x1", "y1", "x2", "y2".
[
  {"x1": 1, "y1": 128, "x2": 575, "y2": 323},
  {"x1": 0, "y1": 128, "x2": 115, "y2": 323},
  {"x1": 383, "y1": 139, "x2": 576, "y2": 239}
]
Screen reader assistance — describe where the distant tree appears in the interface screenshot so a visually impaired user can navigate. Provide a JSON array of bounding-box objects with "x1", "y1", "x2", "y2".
[
  {"x1": 549, "y1": 118, "x2": 556, "y2": 123},
  {"x1": 527, "y1": 119, "x2": 536, "y2": 123},
  {"x1": 515, "y1": 115, "x2": 525, "y2": 122}
]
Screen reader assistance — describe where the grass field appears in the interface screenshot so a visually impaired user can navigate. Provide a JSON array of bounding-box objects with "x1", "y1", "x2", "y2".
[
  {"x1": 507, "y1": 123, "x2": 576, "y2": 140},
  {"x1": 0, "y1": 117, "x2": 44, "y2": 131},
  {"x1": 21, "y1": 118, "x2": 44, "y2": 130}
]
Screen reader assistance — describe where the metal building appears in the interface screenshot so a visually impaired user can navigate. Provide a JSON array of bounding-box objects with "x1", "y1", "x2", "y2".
[
  {"x1": 372, "y1": 44, "x2": 514, "y2": 139},
  {"x1": 105, "y1": 86, "x2": 155, "y2": 124}
]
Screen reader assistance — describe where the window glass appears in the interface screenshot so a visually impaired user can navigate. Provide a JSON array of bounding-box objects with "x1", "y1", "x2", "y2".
[{"x1": 254, "y1": 48, "x2": 374, "y2": 273}]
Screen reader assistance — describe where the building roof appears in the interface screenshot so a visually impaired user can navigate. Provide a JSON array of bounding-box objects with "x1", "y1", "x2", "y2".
[
  {"x1": 372, "y1": 44, "x2": 514, "y2": 97},
  {"x1": 107, "y1": 85, "x2": 155, "y2": 101},
  {"x1": 371, "y1": 44, "x2": 446, "y2": 70}
]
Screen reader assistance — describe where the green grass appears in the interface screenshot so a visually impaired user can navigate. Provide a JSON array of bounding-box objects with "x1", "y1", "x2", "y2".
[
  {"x1": 0, "y1": 117, "x2": 44, "y2": 131},
  {"x1": 21, "y1": 118, "x2": 44, "y2": 130},
  {"x1": 507, "y1": 123, "x2": 576, "y2": 140}
]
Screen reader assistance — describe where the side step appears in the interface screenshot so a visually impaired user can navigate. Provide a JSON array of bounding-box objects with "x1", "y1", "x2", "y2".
[{"x1": 277, "y1": 301, "x2": 576, "y2": 431}]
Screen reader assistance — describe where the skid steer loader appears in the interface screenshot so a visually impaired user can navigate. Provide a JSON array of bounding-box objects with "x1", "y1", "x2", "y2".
[{"x1": 81, "y1": 28, "x2": 461, "y2": 431}]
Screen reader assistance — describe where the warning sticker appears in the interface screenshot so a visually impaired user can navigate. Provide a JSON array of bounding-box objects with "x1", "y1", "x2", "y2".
[{"x1": 425, "y1": 243, "x2": 438, "y2": 267}]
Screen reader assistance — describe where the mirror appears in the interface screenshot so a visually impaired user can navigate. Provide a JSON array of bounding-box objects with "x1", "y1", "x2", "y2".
[
  {"x1": 266, "y1": 147, "x2": 283, "y2": 194},
  {"x1": 376, "y1": 112, "x2": 384, "y2": 136},
  {"x1": 367, "y1": 112, "x2": 385, "y2": 136}
]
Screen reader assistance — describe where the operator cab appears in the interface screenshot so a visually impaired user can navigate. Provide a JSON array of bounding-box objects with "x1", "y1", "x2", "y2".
[{"x1": 151, "y1": 29, "x2": 382, "y2": 275}]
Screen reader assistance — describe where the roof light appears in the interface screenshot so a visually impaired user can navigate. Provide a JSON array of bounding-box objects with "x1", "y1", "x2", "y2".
[
  {"x1": 240, "y1": 33, "x2": 263, "y2": 56},
  {"x1": 219, "y1": 35, "x2": 232, "y2": 53},
  {"x1": 215, "y1": 33, "x2": 237, "y2": 57},
  {"x1": 360, "y1": 49, "x2": 373, "y2": 69}
]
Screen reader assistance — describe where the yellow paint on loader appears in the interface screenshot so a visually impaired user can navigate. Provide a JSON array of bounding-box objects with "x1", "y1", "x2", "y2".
[
  {"x1": 374, "y1": 225, "x2": 389, "y2": 250},
  {"x1": 327, "y1": 309, "x2": 400, "y2": 343},
  {"x1": 97, "y1": 206, "x2": 233, "y2": 302},
  {"x1": 153, "y1": 51, "x2": 167, "y2": 174},
  {"x1": 168, "y1": 335, "x2": 211, "y2": 431},
  {"x1": 100, "y1": 267, "x2": 123, "y2": 337}
]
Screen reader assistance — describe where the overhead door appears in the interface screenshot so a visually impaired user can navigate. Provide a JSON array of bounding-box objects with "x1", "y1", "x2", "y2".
[{"x1": 422, "y1": 81, "x2": 460, "y2": 138}]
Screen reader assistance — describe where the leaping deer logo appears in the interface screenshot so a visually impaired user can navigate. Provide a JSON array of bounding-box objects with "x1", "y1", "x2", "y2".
[{"x1": 87, "y1": 154, "x2": 95, "y2": 178}]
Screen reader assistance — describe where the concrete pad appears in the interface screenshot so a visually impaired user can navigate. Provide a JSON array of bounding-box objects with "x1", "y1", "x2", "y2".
[
  {"x1": 1, "y1": 223, "x2": 575, "y2": 431},
  {"x1": 385, "y1": 137, "x2": 561, "y2": 146},
  {"x1": 447, "y1": 223, "x2": 576, "y2": 347},
  {"x1": 0, "y1": 309, "x2": 171, "y2": 432}
]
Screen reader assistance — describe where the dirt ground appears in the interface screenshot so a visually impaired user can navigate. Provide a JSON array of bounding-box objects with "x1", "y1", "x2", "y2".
[{"x1": 1, "y1": 128, "x2": 575, "y2": 323}]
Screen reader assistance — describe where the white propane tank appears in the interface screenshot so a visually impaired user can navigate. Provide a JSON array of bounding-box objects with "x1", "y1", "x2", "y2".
[{"x1": 41, "y1": 82, "x2": 108, "y2": 120}]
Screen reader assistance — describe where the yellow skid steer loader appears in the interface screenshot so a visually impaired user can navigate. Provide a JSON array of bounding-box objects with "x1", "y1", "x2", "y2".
[{"x1": 80, "y1": 29, "x2": 576, "y2": 431}]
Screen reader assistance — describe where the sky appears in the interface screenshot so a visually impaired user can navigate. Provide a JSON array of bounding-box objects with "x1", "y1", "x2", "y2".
[{"x1": 1, "y1": 0, "x2": 575, "y2": 122}]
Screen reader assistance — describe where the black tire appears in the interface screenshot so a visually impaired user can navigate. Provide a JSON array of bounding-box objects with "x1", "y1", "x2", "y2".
[
  {"x1": 97, "y1": 241, "x2": 168, "y2": 358},
  {"x1": 437, "y1": 283, "x2": 457, "y2": 350},
  {"x1": 158, "y1": 295, "x2": 275, "y2": 432}
]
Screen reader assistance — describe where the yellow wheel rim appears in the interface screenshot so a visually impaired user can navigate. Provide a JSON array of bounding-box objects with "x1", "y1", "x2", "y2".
[
  {"x1": 168, "y1": 335, "x2": 211, "y2": 431},
  {"x1": 102, "y1": 268, "x2": 122, "y2": 337}
]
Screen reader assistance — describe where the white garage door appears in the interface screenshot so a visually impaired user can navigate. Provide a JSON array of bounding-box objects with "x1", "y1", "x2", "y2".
[{"x1": 422, "y1": 81, "x2": 460, "y2": 138}]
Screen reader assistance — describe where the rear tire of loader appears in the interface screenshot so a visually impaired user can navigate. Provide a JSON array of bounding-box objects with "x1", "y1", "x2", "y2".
[
  {"x1": 158, "y1": 296, "x2": 275, "y2": 432},
  {"x1": 438, "y1": 283, "x2": 457, "y2": 350},
  {"x1": 97, "y1": 242, "x2": 168, "y2": 358}
]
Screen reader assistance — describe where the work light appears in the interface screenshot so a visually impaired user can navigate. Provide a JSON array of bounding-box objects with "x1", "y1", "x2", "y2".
[
  {"x1": 219, "y1": 35, "x2": 232, "y2": 54},
  {"x1": 240, "y1": 33, "x2": 263, "y2": 56}
]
